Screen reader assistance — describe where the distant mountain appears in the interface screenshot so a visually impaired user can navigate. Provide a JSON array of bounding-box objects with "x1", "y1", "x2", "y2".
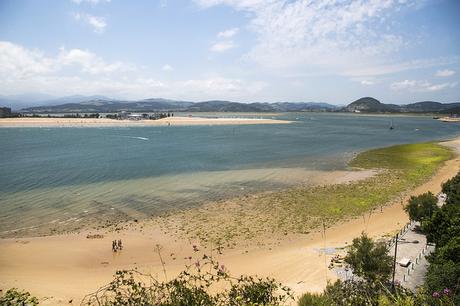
[
  {"x1": 17, "y1": 96, "x2": 459, "y2": 114},
  {"x1": 345, "y1": 97, "x2": 460, "y2": 114},
  {"x1": 402, "y1": 101, "x2": 460, "y2": 113},
  {"x1": 21, "y1": 99, "x2": 338, "y2": 113},
  {"x1": 22, "y1": 99, "x2": 193, "y2": 113},
  {"x1": 39, "y1": 95, "x2": 112, "y2": 106},
  {"x1": 0, "y1": 94, "x2": 112, "y2": 110}
]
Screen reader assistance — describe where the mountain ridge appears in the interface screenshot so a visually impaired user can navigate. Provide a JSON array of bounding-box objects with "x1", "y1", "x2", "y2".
[{"x1": 4, "y1": 96, "x2": 460, "y2": 114}]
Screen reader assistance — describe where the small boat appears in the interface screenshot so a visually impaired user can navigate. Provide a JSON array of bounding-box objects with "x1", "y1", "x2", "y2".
[{"x1": 389, "y1": 119, "x2": 394, "y2": 130}]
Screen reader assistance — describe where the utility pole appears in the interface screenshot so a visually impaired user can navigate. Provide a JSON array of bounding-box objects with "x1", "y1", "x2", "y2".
[{"x1": 392, "y1": 233, "x2": 398, "y2": 288}]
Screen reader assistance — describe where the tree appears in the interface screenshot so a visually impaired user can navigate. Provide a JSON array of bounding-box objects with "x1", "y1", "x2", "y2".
[
  {"x1": 442, "y1": 172, "x2": 460, "y2": 206},
  {"x1": 424, "y1": 198, "x2": 460, "y2": 247},
  {"x1": 404, "y1": 192, "x2": 438, "y2": 223},
  {"x1": 425, "y1": 261, "x2": 460, "y2": 305},
  {"x1": 344, "y1": 232, "x2": 393, "y2": 283}
]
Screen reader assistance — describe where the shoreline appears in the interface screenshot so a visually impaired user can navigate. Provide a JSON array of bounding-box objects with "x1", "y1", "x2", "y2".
[
  {"x1": 0, "y1": 116, "x2": 292, "y2": 128},
  {"x1": 0, "y1": 137, "x2": 459, "y2": 305}
]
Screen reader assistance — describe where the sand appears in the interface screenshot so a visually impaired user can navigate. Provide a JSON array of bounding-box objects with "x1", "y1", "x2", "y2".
[
  {"x1": 0, "y1": 116, "x2": 291, "y2": 127},
  {"x1": 0, "y1": 138, "x2": 459, "y2": 305}
]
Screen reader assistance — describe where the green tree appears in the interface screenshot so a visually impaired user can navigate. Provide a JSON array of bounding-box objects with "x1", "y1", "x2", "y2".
[
  {"x1": 344, "y1": 232, "x2": 393, "y2": 283},
  {"x1": 442, "y1": 172, "x2": 460, "y2": 205},
  {"x1": 404, "y1": 192, "x2": 438, "y2": 223},
  {"x1": 425, "y1": 261, "x2": 460, "y2": 305},
  {"x1": 424, "y1": 203, "x2": 460, "y2": 247},
  {"x1": 433, "y1": 236, "x2": 460, "y2": 263}
]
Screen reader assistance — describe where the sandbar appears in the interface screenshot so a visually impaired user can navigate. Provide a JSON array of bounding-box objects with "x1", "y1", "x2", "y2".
[{"x1": 0, "y1": 116, "x2": 292, "y2": 128}]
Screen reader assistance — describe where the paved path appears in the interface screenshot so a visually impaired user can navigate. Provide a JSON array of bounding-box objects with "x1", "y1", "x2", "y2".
[{"x1": 388, "y1": 221, "x2": 434, "y2": 291}]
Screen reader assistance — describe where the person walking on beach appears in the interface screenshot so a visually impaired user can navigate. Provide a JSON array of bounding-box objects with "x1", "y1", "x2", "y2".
[
  {"x1": 112, "y1": 240, "x2": 117, "y2": 252},
  {"x1": 117, "y1": 239, "x2": 123, "y2": 250}
]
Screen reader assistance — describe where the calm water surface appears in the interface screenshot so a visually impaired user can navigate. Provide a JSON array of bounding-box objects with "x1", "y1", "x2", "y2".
[{"x1": 1, "y1": 113, "x2": 459, "y2": 236}]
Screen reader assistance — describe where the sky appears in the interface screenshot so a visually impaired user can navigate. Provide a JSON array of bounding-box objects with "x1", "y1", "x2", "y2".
[{"x1": 0, "y1": 0, "x2": 459, "y2": 105}]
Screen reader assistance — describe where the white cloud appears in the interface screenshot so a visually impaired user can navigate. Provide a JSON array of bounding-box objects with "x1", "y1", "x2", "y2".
[
  {"x1": 179, "y1": 77, "x2": 266, "y2": 99},
  {"x1": 360, "y1": 80, "x2": 375, "y2": 85},
  {"x1": 435, "y1": 69, "x2": 455, "y2": 77},
  {"x1": 0, "y1": 41, "x2": 265, "y2": 101},
  {"x1": 162, "y1": 64, "x2": 174, "y2": 71},
  {"x1": 217, "y1": 28, "x2": 239, "y2": 38},
  {"x1": 344, "y1": 57, "x2": 459, "y2": 77},
  {"x1": 71, "y1": 0, "x2": 111, "y2": 4},
  {"x1": 195, "y1": 0, "x2": 443, "y2": 78},
  {"x1": 210, "y1": 41, "x2": 235, "y2": 52},
  {"x1": 74, "y1": 12, "x2": 107, "y2": 33},
  {"x1": 58, "y1": 48, "x2": 133, "y2": 74},
  {"x1": 0, "y1": 41, "x2": 54, "y2": 78},
  {"x1": 390, "y1": 79, "x2": 457, "y2": 92},
  {"x1": 0, "y1": 41, "x2": 132, "y2": 78}
]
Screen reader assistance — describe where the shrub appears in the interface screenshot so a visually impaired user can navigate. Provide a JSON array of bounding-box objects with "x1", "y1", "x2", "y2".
[
  {"x1": 442, "y1": 172, "x2": 460, "y2": 205},
  {"x1": 297, "y1": 292, "x2": 331, "y2": 306},
  {"x1": 82, "y1": 253, "x2": 293, "y2": 306},
  {"x1": 344, "y1": 232, "x2": 393, "y2": 283},
  {"x1": 404, "y1": 192, "x2": 438, "y2": 224},
  {"x1": 0, "y1": 288, "x2": 39, "y2": 306}
]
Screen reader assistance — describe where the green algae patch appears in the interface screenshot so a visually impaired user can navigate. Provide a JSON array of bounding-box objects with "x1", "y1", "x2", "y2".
[{"x1": 161, "y1": 142, "x2": 455, "y2": 246}]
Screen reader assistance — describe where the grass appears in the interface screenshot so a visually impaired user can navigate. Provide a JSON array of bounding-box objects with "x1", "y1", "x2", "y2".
[{"x1": 159, "y1": 142, "x2": 454, "y2": 247}]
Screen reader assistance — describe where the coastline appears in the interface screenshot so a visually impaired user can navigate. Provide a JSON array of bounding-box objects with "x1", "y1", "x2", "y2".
[
  {"x1": 0, "y1": 136, "x2": 459, "y2": 305},
  {"x1": 0, "y1": 116, "x2": 292, "y2": 127}
]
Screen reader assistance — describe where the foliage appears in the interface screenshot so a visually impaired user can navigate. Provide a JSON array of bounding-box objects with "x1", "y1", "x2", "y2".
[
  {"x1": 82, "y1": 252, "x2": 293, "y2": 306},
  {"x1": 423, "y1": 172, "x2": 460, "y2": 248},
  {"x1": 0, "y1": 288, "x2": 39, "y2": 306},
  {"x1": 431, "y1": 236, "x2": 460, "y2": 263},
  {"x1": 442, "y1": 172, "x2": 460, "y2": 205},
  {"x1": 425, "y1": 261, "x2": 460, "y2": 305},
  {"x1": 404, "y1": 192, "x2": 438, "y2": 223},
  {"x1": 297, "y1": 292, "x2": 332, "y2": 306},
  {"x1": 322, "y1": 279, "x2": 417, "y2": 306},
  {"x1": 227, "y1": 275, "x2": 290, "y2": 306},
  {"x1": 344, "y1": 232, "x2": 393, "y2": 283},
  {"x1": 423, "y1": 203, "x2": 460, "y2": 247},
  {"x1": 422, "y1": 171, "x2": 460, "y2": 304}
]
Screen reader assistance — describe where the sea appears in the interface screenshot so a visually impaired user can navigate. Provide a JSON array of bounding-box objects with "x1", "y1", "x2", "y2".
[{"x1": 1, "y1": 113, "x2": 459, "y2": 236}]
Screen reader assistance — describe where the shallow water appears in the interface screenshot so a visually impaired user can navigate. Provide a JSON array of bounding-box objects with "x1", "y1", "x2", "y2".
[{"x1": 0, "y1": 113, "x2": 459, "y2": 236}]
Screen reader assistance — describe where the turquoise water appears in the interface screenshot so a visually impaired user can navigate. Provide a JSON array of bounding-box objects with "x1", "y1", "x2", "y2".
[{"x1": 0, "y1": 113, "x2": 459, "y2": 236}]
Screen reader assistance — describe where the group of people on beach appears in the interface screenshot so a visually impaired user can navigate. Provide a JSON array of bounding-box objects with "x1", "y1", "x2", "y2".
[{"x1": 112, "y1": 239, "x2": 123, "y2": 252}]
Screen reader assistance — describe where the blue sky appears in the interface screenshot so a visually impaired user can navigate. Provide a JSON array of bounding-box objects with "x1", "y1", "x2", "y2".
[{"x1": 0, "y1": 0, "x2": 459, "y2": 104}]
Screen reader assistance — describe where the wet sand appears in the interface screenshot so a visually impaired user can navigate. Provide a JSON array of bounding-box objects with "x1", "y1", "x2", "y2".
[{"x1": 0, "y1": 138, "x2": 458, "y2": 305}]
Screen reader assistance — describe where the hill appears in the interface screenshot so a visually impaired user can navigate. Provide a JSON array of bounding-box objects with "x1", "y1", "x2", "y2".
[
  {"x1": 345, "y1": 97, "x2": 396, "y2": 112},
  {"x1": 20, "y1": 99, "x2": 338, "y2": 113},
  {"x1": 345, "y1": 97, "x2": 460, "y2": 114}
]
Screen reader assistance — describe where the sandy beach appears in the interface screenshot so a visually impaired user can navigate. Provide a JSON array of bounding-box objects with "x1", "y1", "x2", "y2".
[
  {"x1": 0, "y1": 137, "x2": 459, "y2": 305},
  {"x1": 0, "y1": 116, "x2": 291, "y2": 128}
]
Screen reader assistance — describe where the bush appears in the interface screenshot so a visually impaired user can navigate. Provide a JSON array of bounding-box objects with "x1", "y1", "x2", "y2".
[
  {"x1": 322, "y1": 279, "x2": 415, "y2": 306},
  {"x1": 297, "y1": 292, "x2": 331, "y2": 306},
  {"x1": 442, "y1": 173, "x2": 460, "y2": 205},
  {"x1": 0, "y1": 288, "x2": 39, "y2": 306},
  {"x1": 82, "y1": 253, "x2": 293, "y2": 306},
  {"x1": 404, "y1": 192, "x2": 438, "y2": 223},
  {"x1": 425, "y1": 261, "x2": 460, "y2": 305},
  {"x1": 344, "y1": 232, "x2": 393, "y2": 283}
]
